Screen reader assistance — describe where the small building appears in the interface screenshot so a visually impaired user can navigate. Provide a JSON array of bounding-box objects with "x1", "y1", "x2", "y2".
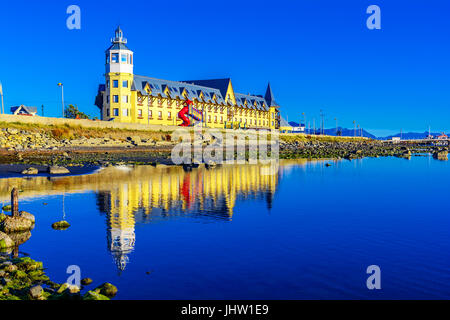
[
  {"x1": 11, "y1": 105, "x2": 38, "y2": 116},
  {"x1": 437, "y1": 133, "x2": 448, "y2": 140},
  {"x1": 392, "y1": 137, "x2": 401, "y2": 143},
  {"x1": 279, "y1": 117, "x2": 293, "y2": 133}
]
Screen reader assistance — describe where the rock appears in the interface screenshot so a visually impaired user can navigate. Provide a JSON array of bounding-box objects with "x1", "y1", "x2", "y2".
[
  {"x1": 83, "y1": 290, "x2": 110, "y2": 301},
  {"x1": 2, "y1": 205, "x2": 11, "y2": 212},
  {"x1": 51, "y1": 221, "x2": 70, "y2": 230},
  {"x1": 57, "y1": 283, "x2": 80, "y2": 295},
  {"x1": 433, "y1": 150, "x2": 448, "y2": 161},
  {"x1": 0, "y1": 213, "x2": 6, "y2": 223},
  {"x1": 5, "y1": 264, "x2": 17, "y2": 273},
  {"x1": 7, "y1": 231, "x2": 31, "y2": 246},
  {"x1": 19, "y1": 211, "x2": 35, "y2": 223},
  {"x1": 6, "y1": 128, "x2": 18, "y2": 135},
  {"x1": 94, "y1": 283, "x2": 118, "y2": 298},
  {"x1": 29, "y1": 285, "x2": 43, "y2": 300},
  {"x1": 81, "y1": 278, "x2": 93, "y2": 286},
  {"x1": 0, "y1": 232, "x2": 15, "y2": 251},
  {"x1": 0, "y1": 216, "x2": 34, "y2": 233},
  {"x1": 48, "y1": 166, "x2": 70, "y2": 175},
  {"x1": 21, "y1": 167, "x2": 38, "y2": 175},
  {"x1": 205, "y1": 160, "x2": 216, "y2": 169}
]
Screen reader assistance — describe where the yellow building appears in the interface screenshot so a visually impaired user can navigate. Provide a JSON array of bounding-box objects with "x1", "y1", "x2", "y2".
[{"x1": 95, "y1": 27, "x2": 281, "y2": 130}]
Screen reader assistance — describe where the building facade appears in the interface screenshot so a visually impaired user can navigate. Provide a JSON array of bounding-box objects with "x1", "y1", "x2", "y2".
[{"x1": 96, "y1": 27, "x2": 280, "y2": 130}]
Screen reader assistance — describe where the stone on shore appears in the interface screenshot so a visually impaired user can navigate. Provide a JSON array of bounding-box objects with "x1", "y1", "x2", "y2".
[
  {"x1": 81, "y1": 278, "x2": 93, "y2": 286},
  {"x1": 0, "y1": 216, "x2": 34, "y2": 233},
  {"x1": 94, "y1": 282, "x2": 118, "y2": 298},
  {"x1": 29, "y1": 285, "x2": 43, "y2": 300},
  {"x1": 433, "y1": 150, "x2": 448, "y2": 161},
  {"x1": 19, "y1": 211, "x2": 35, "y2": 223},
  {"x1": 21, "y1": 167, "x2": 39, "y2": 175},
  {"x1": 51, "y1": 220, "x2": 70, "y2": 230},
  {"x1": 83, "y1": 290, "x2": 110, "y2": 301},
  {"x1": 0, "y1": 232, "x2": 15, "y2": 251},
  {"x1": 48, "y1": 166, "x2": 70, "y2": 175},
  {"x1": 2, "y1": 205, "x2": 11, "y2": 212}
]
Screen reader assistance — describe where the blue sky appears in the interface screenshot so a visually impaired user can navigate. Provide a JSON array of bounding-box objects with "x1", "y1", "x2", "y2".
[{"x1": 0, "y1": 0, "x2": 449, "y2": 136}]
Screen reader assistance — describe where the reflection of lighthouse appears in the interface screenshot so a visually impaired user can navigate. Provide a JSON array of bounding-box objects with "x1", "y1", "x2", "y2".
[
  {"x1": 107, "y1": 226, "x2": 136, "y2": 272},
  {"x1": 98, "y1": 186, "x2": 137, "y2": 273}
]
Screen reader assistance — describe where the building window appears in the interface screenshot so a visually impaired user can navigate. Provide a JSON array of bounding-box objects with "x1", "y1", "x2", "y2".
[
  {"x1": 138, "y1": 109, "x2": 143, "y2": 118},
  {"x1": 168, "y1": 111, "x2": 172, "y2": 119},
  {"x1": 149, "y1": 110, "x2": 152, "y2": 119},
  {"x1": 112, "y1": 53, "x2": 119, "y2": 63},
  {"x1": 113, "y1": 95, "x2": 119, "y2": 103},
  {"x1": 113, "y1": 80, "x2": 119, "y2": 88},
  {"x1": 123, "y1": 80, "x2": 128, "y2": 88},
  {"x1": 113, "y1": 108, "x2": 119, "y2": 116},
  {"x1": 106, "y1": 109, "x2": 110, "y2": 117},
  {"x1": 122, "y1": 95, "x2": 128, "y2": 103},
  {"x1": 158, "y1": 111, "x2": 162, "y2": 119},
  {"x1": 107, "y1": 81, "x2": 110, "y2": 88},
  {"x1": 122, "y1": 108, "x2": 129, "y2": 117},
  {"x1": 121, "y1": 54, "x2": 127, "y2": 63},
  {"x1": 208, "y1": 115, "x2": 211, "y2": 123},
  {"x1": 214, "y1": 116, "x2": 217, "y2": 123},
  {"x1": 220, "y1": 116, "x2": 223, "y2": 123},
  {"x1": 106, "y1": 95, "x2": 109, "y2": 104}
]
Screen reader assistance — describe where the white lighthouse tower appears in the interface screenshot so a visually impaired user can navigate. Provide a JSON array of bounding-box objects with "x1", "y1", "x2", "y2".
[
  {"x1": 104, "y1": 26, "x2": 134, "y2": 122},
  {"x1": 106, "y1": 26, "x2": 134, "y2": 74}
]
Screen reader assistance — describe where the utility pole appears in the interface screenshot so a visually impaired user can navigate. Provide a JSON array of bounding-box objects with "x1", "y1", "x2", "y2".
[
  {"x1": 400, "y1": 128, "x2": 403, "y2": 140},
  {"x1": 41, "y1": 105, "x2": 44, "y2": 117},
  {"x1": 0, "y1": 82, "x2": 4, "y2": 114},
  {"x1": 302, "y1": 112, "x2": 306, "y2": 133},
  {"x1": 313, "y1": 118, "x2": 316, "y2": 135},
  {"x1": 58, "y1": 83, "x2": 65, "y2": 118},
  {"x1": 320, "y1": 109, "x2": 324, "y2": 135},
  {"x1": 353, "y1": 121, "x2": 356, "y2": 137},
  {"x1": 334, "y1": 118, "x2": 338, "y2": 136}
]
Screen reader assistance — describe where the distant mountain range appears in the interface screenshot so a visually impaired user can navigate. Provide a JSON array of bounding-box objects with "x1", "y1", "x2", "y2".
[
  {"x1": 287, "y1": 122, "x2": 447, "y2": 140},
  {"x1": 288, "y1": 122, "x2": 376, "y2": 139},
  {"x1": 379, "y1": 131, "x2": 444, "y2": 140}
]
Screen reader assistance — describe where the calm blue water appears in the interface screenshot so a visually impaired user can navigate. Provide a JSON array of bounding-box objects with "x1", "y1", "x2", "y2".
[{"x1": 1, "y1": 156, "x2": 449, "y2": 299}]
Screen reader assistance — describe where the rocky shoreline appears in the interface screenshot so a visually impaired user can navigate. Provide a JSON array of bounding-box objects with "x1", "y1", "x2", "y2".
[
  {"x1": 0, "y1": 202, "x2": 118, "y2": 300},
  {"x1": 0, "y1": 127, "x2": 448, "y2": 175},
  {"x1": 279, "y1": 139, "x2": 448, "y2": 160}
]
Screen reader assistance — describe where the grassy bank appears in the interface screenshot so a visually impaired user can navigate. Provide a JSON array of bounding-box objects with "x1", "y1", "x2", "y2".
[{"x1": 0, "y1": 121, "x2": 173, "y2": 142}]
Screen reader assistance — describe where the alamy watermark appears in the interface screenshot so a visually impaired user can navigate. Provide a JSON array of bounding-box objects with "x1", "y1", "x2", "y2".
[
  {"x1": 66, "y1": 5, "x2": 81, "y2": 30},
  {"x1": 366, "y1": 265, "x2": 381, "y2": 290},
  {"x1": 171, "y1": 127, "x2": 280, "y2": 176},
  {"x1": 366, "y1": 5, "x2": 381, "y2": 30}
]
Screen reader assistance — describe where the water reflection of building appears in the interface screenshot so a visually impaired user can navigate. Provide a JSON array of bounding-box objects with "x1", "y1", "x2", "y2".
[
  {"x1": 94, "y1": 164, "x2": 279, "y2": 271},
  {"x1": 0, "y1": 162, "x2": 293, "y2": 271}
]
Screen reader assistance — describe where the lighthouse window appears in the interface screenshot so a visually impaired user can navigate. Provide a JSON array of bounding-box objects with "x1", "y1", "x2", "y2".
[
  {"x1": 121, "y1": 54, "x2": 127, "y2": 63},
  {"x1": 113, "y1": 80, "x2": 119, "y2": 88},
  {"x1": 122, "y1": 95, "x2": 128, "y2": 103},
  {"x1": 112, "y1": 53, "x2": 119, "y2": 63},
  {"x1": 113, "y1": 95, "x2": 119, "y2": 103},
  {"x1": 122, "y1": 80, "x2": 128, "y2": 88},
  {"x1": 113, "y1": 108, "x2": 119, "y2": 116}
]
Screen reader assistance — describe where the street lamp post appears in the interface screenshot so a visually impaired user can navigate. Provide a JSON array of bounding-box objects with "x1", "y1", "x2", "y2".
[
  {"x1": 0, "y1": 82, "x2": 4, "y2": 114},
  {"x1": 58, "y1": 83, "x2": 65, "y2": 118}
]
